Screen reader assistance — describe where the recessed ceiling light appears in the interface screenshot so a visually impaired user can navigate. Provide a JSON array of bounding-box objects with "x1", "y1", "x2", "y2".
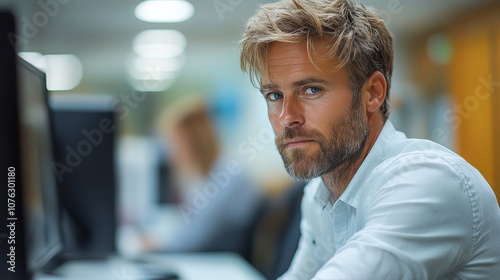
[
  {"x1": 133, "y1": 29, "x2": 186, "y2": 58},
  {"x1": 19, "y1": 53, "x2": 83, "y2": 91},
  {"x1": 18, "y1": 52, "x2": 46, "y2": 70},
  {"x1": 44, "y1": 54, "x2": 83, "y2": 91},
  {"x1": 135, "y1": 0, "x2": 194, "y2": 23}
]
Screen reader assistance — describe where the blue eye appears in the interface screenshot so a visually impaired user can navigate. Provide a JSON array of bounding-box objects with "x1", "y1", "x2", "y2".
[
  {"x1": 304, "y1": 87, "x2": 321, "y2": 95},
  {"x1": 267, "y1": 92, "x2": 283, "y2": 101}
]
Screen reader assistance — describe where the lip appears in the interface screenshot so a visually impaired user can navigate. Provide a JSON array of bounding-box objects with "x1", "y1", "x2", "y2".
[{"x1": 284, "y1": 139, "x2": 314, "y2": 148}]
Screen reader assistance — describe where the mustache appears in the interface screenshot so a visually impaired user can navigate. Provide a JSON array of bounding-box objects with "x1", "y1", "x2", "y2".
[{"x1": 275, "y1": 127, "x2": 325, "y2": 147}]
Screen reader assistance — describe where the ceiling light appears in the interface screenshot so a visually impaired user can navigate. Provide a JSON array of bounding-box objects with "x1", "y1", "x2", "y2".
[
  {"x1": 18, "y1": 52, "x2": 46, "y2": 70},
  {"x1": 133, "y1": 29, "x2": 186, "y2": 58},
  {"x1": 18, "y1": 53, "x2": 83, "y2": 91},
  {"x1": 18, "y1": 52, "x2": 44, "y2": 61},
  {"x1": 44, "y1": 54, "x2": 83, "y2": 91},
  {"x1": 135, "y1": 0, "x2": 194, "y2": 23}
]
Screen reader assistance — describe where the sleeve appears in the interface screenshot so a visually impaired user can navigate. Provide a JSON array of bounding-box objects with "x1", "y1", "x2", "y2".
[
  {"x1": 278, "y1": 182, "x2": 328, "y2": 280},
  {"x1": 312, "y1": 157, "x2": 474, "y2": 280}
]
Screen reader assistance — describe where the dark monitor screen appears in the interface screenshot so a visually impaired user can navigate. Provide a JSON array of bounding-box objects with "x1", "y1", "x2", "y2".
[
  {"x1": 50, "y1": 95, "x2": 117, "y2": 259},
  {"x1": 17, "y1": 57, "x2": 63, "y2": 272}
]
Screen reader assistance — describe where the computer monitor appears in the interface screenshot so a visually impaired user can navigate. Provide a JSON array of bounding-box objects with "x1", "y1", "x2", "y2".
[
  {"x1": 0, "y1": 10, "x2": 63, "y2": 280},
  {"x1": 50, "y1": 94, "x2": 117, "y2": 259},
  {"x1": 0, "y1": 10, "x2": 29, "y2": 280},
  {"x1": 17, "y1": 56, "x2": 63, "y2": 273}
]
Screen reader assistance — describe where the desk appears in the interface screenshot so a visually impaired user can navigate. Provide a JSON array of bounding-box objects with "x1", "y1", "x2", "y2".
[{"x1": 34, "y1": 253, "x2": 266, "y2": 280}]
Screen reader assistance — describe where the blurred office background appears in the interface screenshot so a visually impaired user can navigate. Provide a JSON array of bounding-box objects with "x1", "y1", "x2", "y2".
[{"x1": 2, "y1": 0, "x2": 500, "y2": 278}]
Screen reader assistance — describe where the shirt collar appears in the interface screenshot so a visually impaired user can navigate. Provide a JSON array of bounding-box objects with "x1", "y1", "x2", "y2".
[{"x1": 312, "y1": 120, "x2": 401, "y2": 209}]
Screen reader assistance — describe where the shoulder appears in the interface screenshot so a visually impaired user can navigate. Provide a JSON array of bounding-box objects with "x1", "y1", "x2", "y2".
[
  {"x1": 369, "y1": 150, "x2": 472, "y2": 209},
  {"x1": 363, "y1": 137, "x2": 496, "y2": 246},
  {"x1": 375, "y1": 138, "x2": 488, "y2": 191},
  {"x1": 368, "y1": 139, "x2": 475, "y2": 204}
]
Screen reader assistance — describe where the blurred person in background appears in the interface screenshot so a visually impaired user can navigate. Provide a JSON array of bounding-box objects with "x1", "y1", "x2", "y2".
[
  {"x1": 239, "y1": 0, "x2": 500, "y2": 279},
  {"x1": 154, "y1": 98, "x2": 263, "y2": 259}
]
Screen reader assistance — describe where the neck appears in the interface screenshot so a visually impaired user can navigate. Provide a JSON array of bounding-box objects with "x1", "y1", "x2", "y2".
[{"x1": 321, "y1": 118, "x2": 385, "y2": 200}]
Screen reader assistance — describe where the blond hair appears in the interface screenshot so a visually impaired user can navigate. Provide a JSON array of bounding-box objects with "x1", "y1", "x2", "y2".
[
  {"x1": 240, "y1": 0, "x2": 393, "y2": 119},
  {"x1": 156, "y1": 98, "x2": 219, "y2": 176}
]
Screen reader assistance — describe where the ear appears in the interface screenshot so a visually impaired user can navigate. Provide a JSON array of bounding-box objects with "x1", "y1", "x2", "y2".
[{"x1": 362, "y1": 71, "x2": 387, "y2": 114}]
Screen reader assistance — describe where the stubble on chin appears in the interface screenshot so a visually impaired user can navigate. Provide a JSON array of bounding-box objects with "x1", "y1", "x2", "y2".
[{"x1": 276, "y1": 128, "x2": 331, "y2": 181}]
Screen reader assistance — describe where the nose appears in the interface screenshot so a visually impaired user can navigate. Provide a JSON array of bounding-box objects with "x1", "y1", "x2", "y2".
[{"x1": 278, "y1": 96, "x2": 305, "y2": 128}]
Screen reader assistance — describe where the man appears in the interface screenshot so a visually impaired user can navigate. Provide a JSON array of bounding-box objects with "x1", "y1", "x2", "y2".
[{"x1": 239, "y1": 0, "x2": 500, "y2": 279}]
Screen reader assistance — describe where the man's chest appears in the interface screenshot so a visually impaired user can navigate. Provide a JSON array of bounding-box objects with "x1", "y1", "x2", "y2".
[{"x1": 306, "y1": 202, "x2": 363, "y2": 259}]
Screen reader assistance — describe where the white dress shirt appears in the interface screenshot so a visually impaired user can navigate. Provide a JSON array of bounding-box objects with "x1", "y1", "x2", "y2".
[{"x1": 279, "y1": 120, "x2": 500, "y2": 280}]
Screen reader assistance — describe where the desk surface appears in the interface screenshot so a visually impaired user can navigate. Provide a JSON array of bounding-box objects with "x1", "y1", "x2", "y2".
[{"x1": 34, "y1": 253, "x2": 266, "y2": 280}]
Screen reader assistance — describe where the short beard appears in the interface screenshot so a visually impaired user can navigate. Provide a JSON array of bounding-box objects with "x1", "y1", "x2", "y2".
[{"x1": 275, "y1": 100, "x2": 369, "y2": 181}]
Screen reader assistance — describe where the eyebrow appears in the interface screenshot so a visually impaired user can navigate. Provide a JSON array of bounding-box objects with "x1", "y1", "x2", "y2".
[
  {"x1": 259, "y1": 77, "x2": 329, "y2": 95},
  {"x1": 259, "y1": 84, "x2": 279, "y2": 95},
  {"x1": 292, "y1": 78, "x2": 329, "y2": 87}
]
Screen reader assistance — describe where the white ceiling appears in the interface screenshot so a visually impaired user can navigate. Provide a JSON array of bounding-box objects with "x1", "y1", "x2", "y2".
[{"x1": 1, "y1": 0, "x2": 495, "y2": 95}]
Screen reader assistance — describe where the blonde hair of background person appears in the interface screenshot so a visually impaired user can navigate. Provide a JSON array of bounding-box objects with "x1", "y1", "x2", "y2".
[
  {"x1": 157, "y1": 98, "x2": 219, "y2": 178},
  {"x1": 239, "y1": 0, "x2": 500, "y2": 279}
]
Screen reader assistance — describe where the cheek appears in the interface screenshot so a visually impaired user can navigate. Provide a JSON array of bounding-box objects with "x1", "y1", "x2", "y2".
[
  {"x1": 308, "y1": 106, "x2": 333, "y2": 121},
  {"x1": 301, "y1": 99, "x2": 347, "y2": 130}
]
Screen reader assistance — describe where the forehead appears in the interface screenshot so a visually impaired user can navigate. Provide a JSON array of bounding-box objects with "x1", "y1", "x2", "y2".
[{"x1": 263, "y1": 40, "x2": 342, "y2": 85}]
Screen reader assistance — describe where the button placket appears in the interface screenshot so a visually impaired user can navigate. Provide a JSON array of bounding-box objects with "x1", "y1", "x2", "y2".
[{"x1": 333, "y1": 202, "x2": 348, "y2": 248}]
